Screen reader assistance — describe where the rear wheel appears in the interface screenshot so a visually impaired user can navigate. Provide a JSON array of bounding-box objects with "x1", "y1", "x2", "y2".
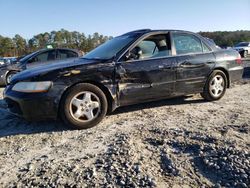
[
  {"x1": 201, "y1": 70, "x2": 227, "y2": 101},
  {"x1": 243, "y1": 50, "x2": 248, "y2": 58},
  {"x1": 60, "y1": 83, "x2": 108, "y2": 129}
]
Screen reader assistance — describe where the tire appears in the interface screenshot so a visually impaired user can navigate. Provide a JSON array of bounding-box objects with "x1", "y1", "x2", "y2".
[
  {"x1": 201, "y1": 70, "x2": 227, "y2": 101},
  {"x1": 243, "y1": 50, "x2": 248, "y2": 58},
  {"x1": 60, "y1": 83, "x2": 108, "y2": 129},
  {"x1": 5, "y1": 72, "x2": 16, "y2": 85}
]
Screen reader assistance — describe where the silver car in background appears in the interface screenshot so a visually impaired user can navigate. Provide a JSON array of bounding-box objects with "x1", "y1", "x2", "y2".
[{"x1": 233, "y1": 42, "x2": 250, "y2": 58}]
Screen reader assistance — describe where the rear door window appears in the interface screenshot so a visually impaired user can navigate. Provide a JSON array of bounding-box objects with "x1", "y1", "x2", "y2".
[
  {"x1": 202, "y1": 42, "x2": 211, "y2": 52},
  {"x1": 173, "y1": 33, "x2": 203, "y2": 55},
  {"x1": 57, "y1": 50, "x2": 78, "y2": 60}
]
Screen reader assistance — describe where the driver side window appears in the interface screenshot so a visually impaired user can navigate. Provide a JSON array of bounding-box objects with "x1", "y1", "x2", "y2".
[{"x1": 124, "y1": 34, "x2": 171, "y2": 61}]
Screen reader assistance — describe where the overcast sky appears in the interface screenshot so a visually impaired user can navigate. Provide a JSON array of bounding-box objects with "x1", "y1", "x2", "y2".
[{"x1": 1, "y1": 0, "x2": 250, "y2": 39}]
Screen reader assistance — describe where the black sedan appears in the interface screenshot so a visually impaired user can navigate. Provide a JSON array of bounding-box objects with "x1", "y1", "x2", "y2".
[
  {"x1": 0, "y1": 48, "x2": 79, "y2": 85},
  {"x1": 4, "y1": 29, "x2": 244, "y2": 129}
]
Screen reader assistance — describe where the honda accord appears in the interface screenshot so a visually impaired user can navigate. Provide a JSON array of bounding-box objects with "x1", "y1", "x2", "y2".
[{"x1": 4, "y1": 29, "x2": 244, "y2": 129}]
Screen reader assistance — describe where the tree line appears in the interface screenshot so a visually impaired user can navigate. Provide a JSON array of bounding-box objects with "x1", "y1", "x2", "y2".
[
  {"x1": 198, "y1": 30, "x2": 250, "y2": 48},
  {"x1": 1, "y1": 29, "x2": 250, "y2": 57},
  {"x1": 0, "y1": 29, "x2": 112, "y2": 57}
]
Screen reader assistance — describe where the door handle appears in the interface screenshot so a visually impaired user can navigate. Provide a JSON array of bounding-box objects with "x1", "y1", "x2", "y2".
[
  {"x1": 180, "y1": 61, "x2": 192, "y2": 67},
  {"x1": 180, "y1": 61, "x2": 204, "y2": 68},
  {"x1": 158, "y1": 65, "x2": 172, "y2": 69}
]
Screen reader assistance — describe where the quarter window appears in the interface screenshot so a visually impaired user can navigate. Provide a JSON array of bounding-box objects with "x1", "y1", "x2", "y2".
[{"x1": 173, "y1": 33, "x2": 203, "y2": 55}]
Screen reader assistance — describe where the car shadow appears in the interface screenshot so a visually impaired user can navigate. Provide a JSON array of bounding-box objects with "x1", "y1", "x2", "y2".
[
  {"x1": 0, "y1": 99, "x2": 69, "y2": 137},
  {"x1": 111, "y1": 95, "x2": 207, "y2": 116},
  {"x1": 0, "y1": 96, "x2": 206, "y2": 137},
  {"x1": 243, "y1": 67, "x2": 250, "y2": 79}
]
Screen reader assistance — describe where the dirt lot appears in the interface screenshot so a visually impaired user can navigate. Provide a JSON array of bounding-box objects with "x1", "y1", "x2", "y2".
[{"x1": 0, "y1": 63, "x2": 249, "y2": 187}]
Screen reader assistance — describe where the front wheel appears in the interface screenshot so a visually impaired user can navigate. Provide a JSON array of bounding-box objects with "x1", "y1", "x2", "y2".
[
  {"x1": 60, "y1": 83, "x2": 108, "y2": 129},
  {"x1": 5, "y1": 72, "x2": 16, "y2": 85},
  {"x1": 201, "y1": 70, "x2": 227, "y2": 101}
]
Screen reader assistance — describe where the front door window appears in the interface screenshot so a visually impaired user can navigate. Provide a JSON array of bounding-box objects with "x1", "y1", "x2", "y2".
[{"x1": 125, "y1": 34, "x2": 171, "y2": 61}]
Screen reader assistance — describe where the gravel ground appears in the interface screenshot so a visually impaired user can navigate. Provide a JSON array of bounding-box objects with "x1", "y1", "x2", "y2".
[{"x1": 0, "y1": 77, "x2": 249, "y2": 187}]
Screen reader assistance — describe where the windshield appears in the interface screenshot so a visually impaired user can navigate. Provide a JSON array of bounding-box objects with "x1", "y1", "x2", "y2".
[
  {"x1": 235, "y1": 42, "x2": 249, "y2": 47},
  {"x1": 19, "y1": 51, "x2": 38, "y2": 63},
  {"x1": 83, "y1": 35, "x2": 136, "y2": 60}
]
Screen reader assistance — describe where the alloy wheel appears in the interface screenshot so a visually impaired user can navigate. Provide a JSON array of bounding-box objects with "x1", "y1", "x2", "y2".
[
  {"x1": 209, "y1": 75, "x2": 225, "y2": 98},
  {"x1": 6, "y1": 73, "x2": 14, "y2": 84},
  {"x1": 69, "y1": 91, "x2": 101, "y2": 122}
]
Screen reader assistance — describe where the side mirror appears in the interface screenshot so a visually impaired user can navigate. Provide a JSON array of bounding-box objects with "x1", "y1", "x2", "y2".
[
  {"x1": 125, "y1": 51, "x2": 132, "y2": 61},
  {"x1": 125, "y1": 47, "x2": 142, "y2": 61},
  {"x1": 27, "y1": 58, "x2": 32, "y2": 64}
]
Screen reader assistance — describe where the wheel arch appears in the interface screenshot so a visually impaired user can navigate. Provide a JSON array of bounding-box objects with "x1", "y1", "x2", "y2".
[
  {"x1": 211, "y1": 67, "x2": 230, "y2": 88},
  {"x1": 4, "y1": 70, "x2": 18, "y2": 84},
  {"x1": 58, "y1": 80, "x2": 116, "y2": 117},
  {"x1": 4, "y1": 70, "x2": 12, "y2": 78}
]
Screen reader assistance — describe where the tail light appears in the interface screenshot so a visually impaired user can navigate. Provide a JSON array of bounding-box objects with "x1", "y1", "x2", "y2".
[{"x1": 236, "y1": 53, "x2": 242, "y2": 64}]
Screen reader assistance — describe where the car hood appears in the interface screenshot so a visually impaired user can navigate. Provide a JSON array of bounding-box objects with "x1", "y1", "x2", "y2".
[{"x1": 11, "y1": 58, "x2": 99, "y2": 83}]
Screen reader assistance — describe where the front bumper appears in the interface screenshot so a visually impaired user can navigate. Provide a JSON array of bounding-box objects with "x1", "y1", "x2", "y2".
[{"x1": 3, "y1": 84, "x2": 66, "y2": 121}]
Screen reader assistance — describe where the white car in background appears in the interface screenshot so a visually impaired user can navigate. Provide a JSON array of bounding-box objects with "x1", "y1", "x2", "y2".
[
  {"x1": 0, "y1": 57, "x2": 17, "y2": 66},
  {"x1": 0, "y1": 58, "x2": 5, "y2": 65},
  {"x1": 233, "y1": 42, "x2": 250, "y2": 58}
]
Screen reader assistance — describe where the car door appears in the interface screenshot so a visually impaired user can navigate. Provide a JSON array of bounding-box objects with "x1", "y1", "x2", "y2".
[
  {"x1": 171, "y1": 32, "x2": 216, "y2": 95},
  {"x1": 26, "y1": 50, "x2": 56, "y2": 69},
  {"x1": 116, "y1": 33, "x2": 176, "y2": 106}
]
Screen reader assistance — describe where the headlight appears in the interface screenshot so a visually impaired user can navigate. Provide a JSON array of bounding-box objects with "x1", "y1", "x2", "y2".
[{"x1": 12, "y1": 81, "x2": 52, "y2": 93}]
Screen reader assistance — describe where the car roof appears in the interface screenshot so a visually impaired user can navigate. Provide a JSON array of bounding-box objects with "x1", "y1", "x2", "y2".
[
  {"x1": 37, "y1": 48, "x2": 79, "y2": 53},
  {"x1": 120, "y1": 29, "x2": 206, "y2": 41},
  {"x1": 237, "y1": 42, "x2": 250, "y2": 44},
  {"x1": 120, "y1": 29, "x2": 218, "y2": 51},
  {"x1": 122, "y1": 29, "x2": 198, "y2": 35}
]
